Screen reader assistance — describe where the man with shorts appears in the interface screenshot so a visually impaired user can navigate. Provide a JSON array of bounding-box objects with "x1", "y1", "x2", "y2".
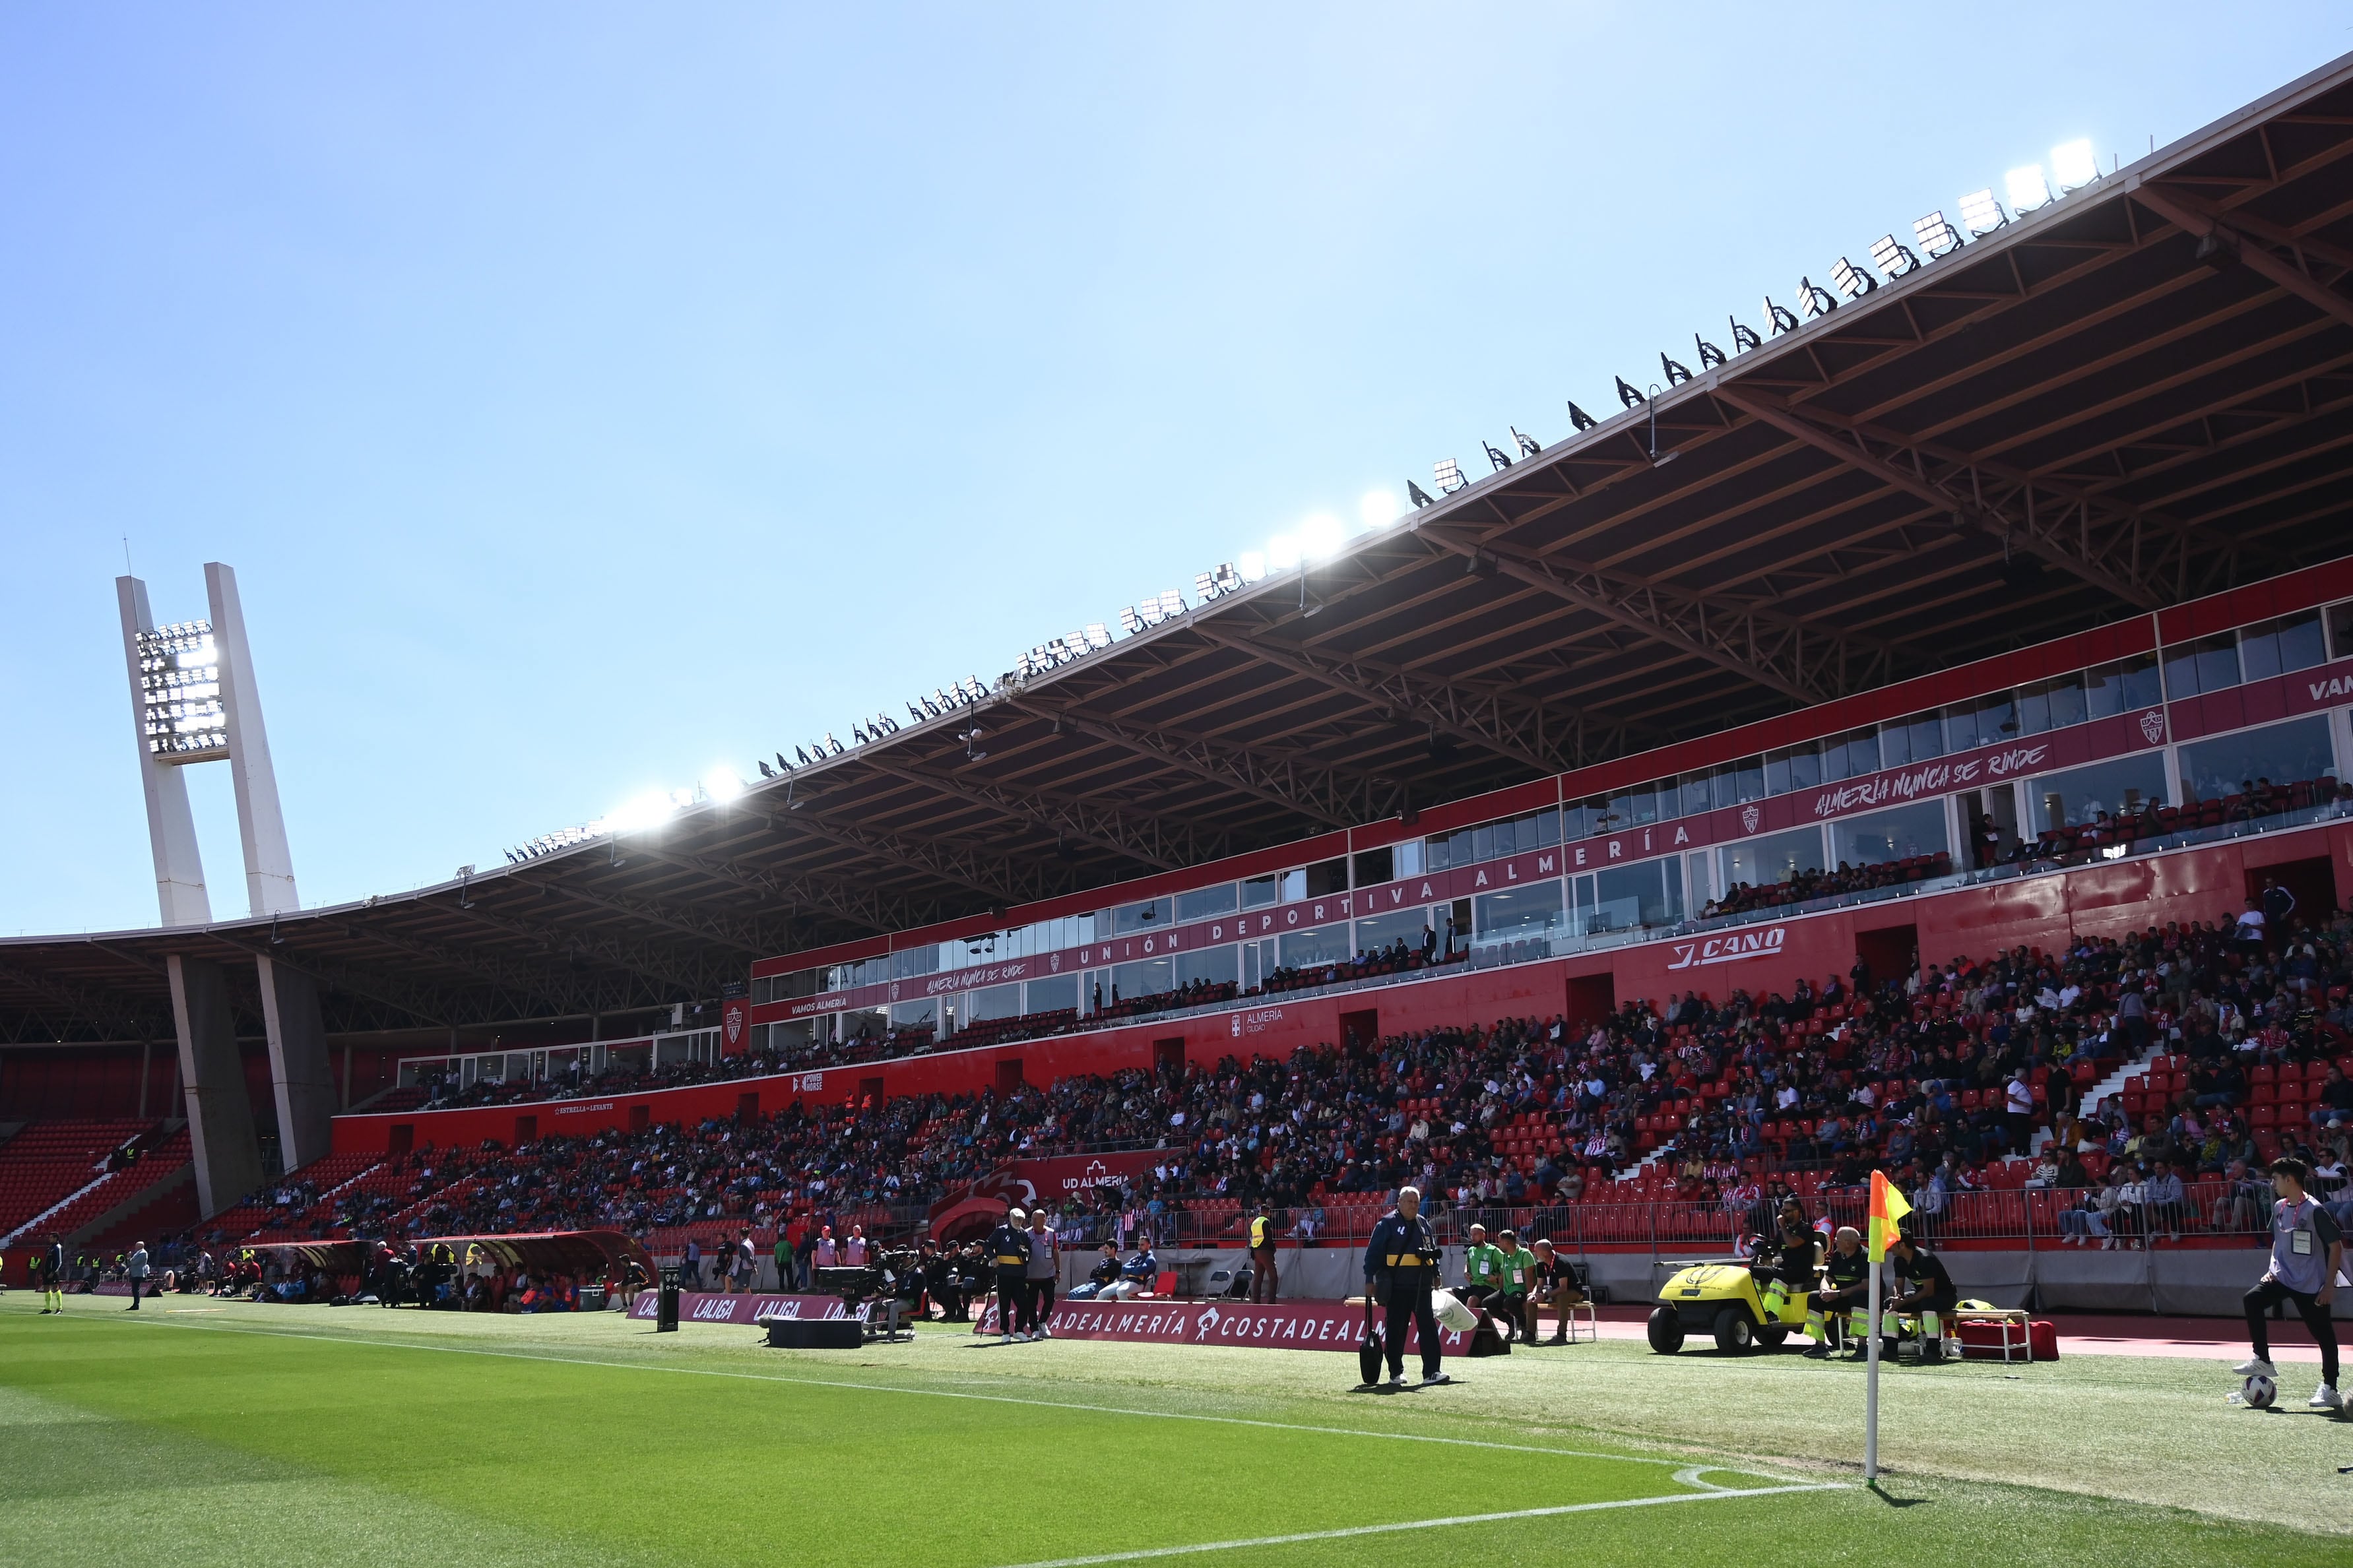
[
  {"x1": 2233, "y1": 1156, "x2": 2344, "y2": 1410},
  {"x1": 38, "y1": 1235, "x2": 64, "y2": 1315}
]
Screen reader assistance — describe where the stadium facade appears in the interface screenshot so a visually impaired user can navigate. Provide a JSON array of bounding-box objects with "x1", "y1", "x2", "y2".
[{"x1": 9, "y1": 51, "x2": 2353, "y2": 1226}]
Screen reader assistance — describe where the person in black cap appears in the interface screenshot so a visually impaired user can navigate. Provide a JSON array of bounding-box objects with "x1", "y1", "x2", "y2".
[{"x1": 1362, "y1": 1186, "x2": 1448, "y2": 1388}]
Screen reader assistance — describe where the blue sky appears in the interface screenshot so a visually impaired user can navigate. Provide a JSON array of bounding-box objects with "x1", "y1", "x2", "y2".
[{"x1": 3, "y1": 5, "x2": 2346, "y2": 935}]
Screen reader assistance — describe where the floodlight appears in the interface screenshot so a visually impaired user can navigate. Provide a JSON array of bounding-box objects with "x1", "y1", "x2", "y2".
[
  {"x1": 1268, "y1": 535, "x2": 1301, "y2": 570},
  {"x1": 1912, "y1": 210, "x2": 1964, "y2": 258},
  {"x1": 1118, "y1": 606, "x2": 1144, "y2": 635},
  {"x1": 1828, "y1": 257, "x2": 1875, "y2": 301},
  {"x1": 1615, "y1": 375, "x2": 1645, "y2": 409},
  {"x1": 1433, "y1": 457, "x2": 1466, "y2": 493},
  {"x1": 703, "y1": 769, "x2": 744, "y2": 802},
  {"x1": 796, "y1": 745, "x2": 812, "y2": 765},
  {"x1": 1796, "y1": 276, "x2": 1838, "y2": 319},
  {"x1": 1695, "y1": 334, "x2": 1727, "y2": 369},
  {"x1": 1062, "y1": 631, "x2": 1088, "y2": 660},
  {"x1": 1958, "y1": 188, "x2": 2006, "y2": 237},
  {"x1": 1301, "y1": 513, "x2": 1345, "y2": 557},
  {"x1": 1084, "y1": 622, "x2": 1109, "y2": 649},
  {"x1": 1155, "y1": 590, "x2": 1183, "y2": 619},
  {"x1": 1483, "y1": 441, "x2": 1512, "y2": 472},
  {"x1": 1238, "y1": 551, "x2": 1268, "y2": 581},
  {"x1": 931, "y1": 688, "x2": 950, "y2": 711},
  {"x1": 1869, "y1": 234, "x2": 1920, "y2": 280},
  {"x1": 1195, "y1": 570, "x2": 1216, "y2": 600},
  {"x1": 2005, "y1": 164, "x2": 2051, "y2": 214},
  {"x1": 1408, "y1": 480, "x2": 1436, "y2": 507},
  {"x1": 1360, "y1": 488, "x2": 1400, "y2": 526},
  {"x1": 2050, "y1": 139, "x2": 2098, "y2": 191},
  {"x1": 1660, "y1": 352, "x2": 1692, "y2": 385},
  {"x1": 1567, "y1": 400, "x2": 1598, "y2": 431},
  {"x1": 777, "y1": 751, "x2": 792, "y2": 771},
  {"x1": 824, "y1": 732, "x2": 843, "y2": 754}
]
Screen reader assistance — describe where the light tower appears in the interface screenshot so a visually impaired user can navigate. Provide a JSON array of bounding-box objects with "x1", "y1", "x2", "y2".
[{"x1": 117, "y1": 565, "x2": 331, "y2": 1214}]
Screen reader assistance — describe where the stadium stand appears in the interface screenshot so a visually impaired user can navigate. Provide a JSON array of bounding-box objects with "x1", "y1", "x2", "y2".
[{"x1": 150, "y1": 904, "x2": 2353, "y2": 1270}]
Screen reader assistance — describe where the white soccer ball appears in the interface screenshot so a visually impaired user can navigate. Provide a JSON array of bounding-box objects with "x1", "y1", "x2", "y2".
[{"x1": 2241, "y1": 1373, "x2": 2276, "y2": 1410}]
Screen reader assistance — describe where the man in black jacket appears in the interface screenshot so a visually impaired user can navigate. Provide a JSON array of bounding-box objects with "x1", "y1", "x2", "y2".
[
  {"x1": 1362, "y1": 1186, "x2": 1448, "y2": 1387},
  {"x1": 987, "y1": 1208, "x2": 1034, "y2": 1342}
]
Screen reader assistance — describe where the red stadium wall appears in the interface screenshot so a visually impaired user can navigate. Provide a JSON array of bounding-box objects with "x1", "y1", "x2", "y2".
[{"x1": 326, "y1": 817, "x2": 2353, "y2": 1158}]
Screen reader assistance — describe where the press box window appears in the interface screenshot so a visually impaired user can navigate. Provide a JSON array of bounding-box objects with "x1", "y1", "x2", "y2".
[
  {"x1": 2177, "y1": 714, "x2": 2337, "y2": 807},
  {"x1": 2238, "y1": 611, "x2": 2327, "y2": 682},
  {"x1": 2029, "y1": 754, "x2": 2168, "y2": 832}
]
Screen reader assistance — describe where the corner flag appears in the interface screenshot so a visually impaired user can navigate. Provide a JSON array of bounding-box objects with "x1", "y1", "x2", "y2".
[{"x1": 1868, "y1": 1170, "x2": 1912, "y2": 1261}]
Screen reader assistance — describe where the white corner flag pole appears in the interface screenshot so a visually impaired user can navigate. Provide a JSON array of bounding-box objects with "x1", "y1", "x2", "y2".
[{"x1": 1864, "y1": 1253, "x2": 1882, "y2": 1481}]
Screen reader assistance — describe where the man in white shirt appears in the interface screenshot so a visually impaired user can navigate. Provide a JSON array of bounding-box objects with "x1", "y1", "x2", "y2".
[{"x1": 2005, "y1": 1071, "x2": 2036, "y2": 1154}]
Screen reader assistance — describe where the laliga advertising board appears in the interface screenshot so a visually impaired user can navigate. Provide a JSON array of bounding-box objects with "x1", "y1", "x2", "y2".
[
  {"x1": 629, "y1": 1292, "x2": 871, "y2": 1327},
  {"x1": 976, "y1": 1297, "x2": 1473, "y2": 1356}
]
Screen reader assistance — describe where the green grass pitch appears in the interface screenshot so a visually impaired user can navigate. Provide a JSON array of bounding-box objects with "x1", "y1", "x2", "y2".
[{"x1": 2, "y1": 1293, "x2": 2345, "y2": 1565}]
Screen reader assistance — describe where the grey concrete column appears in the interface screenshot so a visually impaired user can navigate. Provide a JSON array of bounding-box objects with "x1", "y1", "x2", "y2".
[
  {"x1": 115, "y1": 577, "x2": 213, "y2": 927},
  {"x1": 256, "y1": 953, "x2": 334, "y2": 1172},
  {"x1": 205, "y1": 563, "x2": 300, "y2": 918},
  {"x1": 168, "y1": 954, "x2": 263, "y2": 1216}
]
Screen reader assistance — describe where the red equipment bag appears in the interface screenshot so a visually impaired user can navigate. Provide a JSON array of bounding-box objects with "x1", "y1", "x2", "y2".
[{"x1": 2030, "y1": 1319, "x2": 2059, "y2": 1361}]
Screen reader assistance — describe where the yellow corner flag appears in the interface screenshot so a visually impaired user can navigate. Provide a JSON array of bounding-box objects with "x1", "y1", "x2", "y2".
[{"x1": 1869, "y1": 1170, "x2": 1912, "y2": 1261}]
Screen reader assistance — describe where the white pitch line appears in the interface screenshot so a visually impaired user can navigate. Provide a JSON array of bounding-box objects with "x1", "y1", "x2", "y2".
[
  {"x1": 91, "y1": 1311, "x2": 1817, "y2": 1486},
  {"x1": 991, "y1": 1484, "x2": 1847, "y2": 1568}
]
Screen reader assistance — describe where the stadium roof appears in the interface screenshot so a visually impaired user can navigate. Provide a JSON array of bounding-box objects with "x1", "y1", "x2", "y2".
[{"x1": 12, "y1": 51, "x2": 2353, "y2": 1047}]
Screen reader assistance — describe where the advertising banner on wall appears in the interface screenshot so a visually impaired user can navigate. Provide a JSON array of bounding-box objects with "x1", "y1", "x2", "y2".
[
  {"x1": 626, "y1": 1290, "x2": 869, "y2": 1327},
  {"x1": 973, "y1": 1295, "x2": 1472, "y2": 1356}
]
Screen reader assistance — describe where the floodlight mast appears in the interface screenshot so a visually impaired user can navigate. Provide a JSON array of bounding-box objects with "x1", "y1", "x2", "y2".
[{"x1": 115, "y1": 563, "x2": 327, "y2": 1212}]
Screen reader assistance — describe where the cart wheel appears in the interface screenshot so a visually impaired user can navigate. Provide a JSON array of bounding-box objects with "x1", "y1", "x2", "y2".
[
  {"x1": 1713, "y1": 1305, "x2": 1756, "y2": 1354},
  {"x1": 1646, "y1": 1305, "x2": 1685, "y2": 1354},
  {"x1": 1757, "y1": 1325, "x2": 1789, "y2": 1349}
]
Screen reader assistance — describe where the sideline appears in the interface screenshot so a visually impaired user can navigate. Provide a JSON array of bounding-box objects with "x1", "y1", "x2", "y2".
[
  {"x1": 989, "y1": 1483, "x2": 1846, "y2": 1568},
  {"x1": 84, "y1": 1308, "x2": 1819, "y2": 1484}
]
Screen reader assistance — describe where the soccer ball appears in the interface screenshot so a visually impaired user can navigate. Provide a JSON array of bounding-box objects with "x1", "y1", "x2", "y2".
[{"x1": 2240, "y1": 1373, "x2": 2276, "y2": 1409}]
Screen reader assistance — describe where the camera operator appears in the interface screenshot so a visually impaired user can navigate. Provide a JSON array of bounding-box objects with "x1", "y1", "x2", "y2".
[{"x1": 1363, "y1": 1185, "x2": 1447, "y2": 1388}]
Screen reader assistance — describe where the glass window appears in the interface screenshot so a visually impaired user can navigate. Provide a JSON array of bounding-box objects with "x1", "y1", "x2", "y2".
[
  {"x1": 1109, "y1": 956, "x2": 1174, "y2": 1001},
  {"x1": 1588, "y1": 863, "x2": 1674, "y2": 931},
  {"x1": 1277, "y1": 868, "x2": 1306, "y2": 902},
  {"x1": 1828, "y1": 726, "x2": 1879, "y2": 782},
  {"x1": 2028, "y1": 754, "x2": 2170, "y2": 832},
  {"x1": 1175, "y1": 883, "x2": 1237, "y2": 922},
  {"x1": 1629, "y1": 785, "x2": 1661, "y2": 827},
  {"x1": 1110, "y1": 897, "x2": 1172, "y2": 935},
  {"x1": 2016, "y1": 674, "x2": 2087, "y2": 736},
  {"x1": 1718, "y1": 825, "x2": 1826, "y2": 891},
  {"x1": 1898, "y1": 710, "x2": 1945, "y2": 763},
  {"x1": 1175, "y1": 945, "x2": 1239, "y2": 988},
  {"x1": 890, "y1": 947, "x2": 940, "y2": 981},
  {"x1": 1304, "y1": 857, "x2": 1349, "y2": 896},
  {"x1": 2177, "y1": 714, "x2": 2338, "y2": 809},
  {"x1": 2328, "y1": 600, "x2": 2353, "y2": 662},
  {"x1": 1473, "y1": 881, "x2": 1566, "y2": 945},
  {"x1": 2240, "y1": 610, "x2": 2327, "y2": 682},
  {"x1": 1764, "y1": 742, "x2": 1820, "y2": 796},
  {"x1": 2084, "y1": 652, "x2": 2158, "y2": 718},
  {"x1": 1879, "y1": 721, "x2": 1911, "y2": 770},
  {"x1": 1709, "y1": 758, "x2": 1764, "y2": 808},
  {"x1": 1356, "y1": 906, "x2": 1433, "y2": 953},
  {"x1": 887, "y1": 998, "x2": 937, "y2": 1029},
  {"x1": 1351, "y1": 847, "x2": 1394, "y2": 888},
  {"x1": 1828, "y1": 800, "x2": 1950, "y2": 867},
  {"x1": 1277, "y1": 923, "x2": 1351, "y2": 969},
  {"x1": 1679, "y1": 772, "x2": 1713, "y2": 818},
  {"x1": 1025, "y1": 974, "x2": 1079, "y2": 1014},
  {"x1": 1394, "y1": 839, "x2": 1426, "y2": 878},
  {"x1": 969, "y1": 983, "x2": 1024, "y2": 1022},
  {"x1": 1942, "y1": 700, "x2": 1981, "y2": 753},
  {"x1": 1521, "y1": 807, "x2": 1562, "y2": 846},
  {"x1": 839, "y1": 1007, "x2": 886, "y2": 1042},
  {"x1": 1572, "y1": 796, "x2": 1611, "y2": 837},
  {"x1": 2164, "y1": 631, "x2": 2240, "y2": 699},
  {"x1": 1242, "y1": 873, "x2": 1279, "y2": 909}
]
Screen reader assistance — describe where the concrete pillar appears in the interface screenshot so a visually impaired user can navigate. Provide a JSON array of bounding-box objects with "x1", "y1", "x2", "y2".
[
  {"x1": 115, "y1": 577, "x2": 213, "y2": 927},
  {"x1": 256, "y1": 955, "x2": 334, "y2": 1171},
  {"x1": 168, "y1": 955, "x2": 263, "y2": 1216},
  {"x1": 204, "y1": 563, "x2": 299, "y2": 918}
]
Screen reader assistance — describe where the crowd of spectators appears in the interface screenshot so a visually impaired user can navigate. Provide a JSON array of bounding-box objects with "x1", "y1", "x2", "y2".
[
  {"x1": 147, "y1": 895, "x2": 2353, "y2": 1268},
  {"x1": 1701, "y1": 854, "x2": 1953, "y2": 920}
]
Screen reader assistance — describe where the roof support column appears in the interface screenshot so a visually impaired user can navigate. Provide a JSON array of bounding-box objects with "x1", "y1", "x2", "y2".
[
  {"x1": 166, "y1": 954, "x2": 263, "y2": 1218},
  {"x1": 256, "y1": 953, "x2": 335, "y2": 1172}
]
